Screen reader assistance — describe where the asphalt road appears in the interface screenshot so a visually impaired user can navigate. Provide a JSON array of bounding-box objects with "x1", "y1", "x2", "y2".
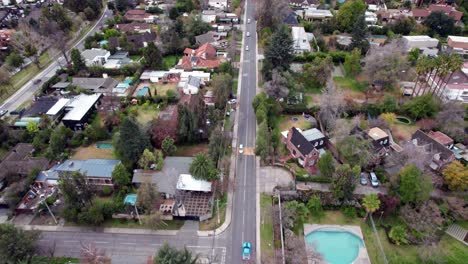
[
  {"x1": 0, "y1": 6, "x2": 112, "y2": 113},
  {"x1": 32, "y1": 1, "x2": 259, "y2": 263}
]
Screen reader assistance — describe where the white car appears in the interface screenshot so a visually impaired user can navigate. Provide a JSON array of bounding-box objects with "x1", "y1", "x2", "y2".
[
  {"x1": 228, "y1": 99, "x2": 237, "y2": 104},
  {"x1": 239, "y1": 144, "x2": 244, "y2": 154},
  {"x1": 247, "y1": 18, "x2": 251, "y2": 24},
  {"x1": 246, "y1": 45, "x2": 249, "y2": 51},
  {"x1": 246, "y1": 32, "x2": 250, "y2": 37},
  {"x1": 369, "y1": 172, "x2": 379, "y2": 187}
]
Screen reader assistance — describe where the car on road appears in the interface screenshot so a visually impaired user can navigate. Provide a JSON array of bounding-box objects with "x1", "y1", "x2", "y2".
[
  {"x1": 33, "y1": 79, "x2": 41, "y2": 85},
  {"x1": 246, "y1": 32, "x2": 250, "y2": 37},
  {"x1": 0, "y1": 109, "x2": 8, "y2": 117},
  {"x1": 242, "y1": 242, "x2": 251, "y2": 260},
  {"x1": 239, "y1": 144, "x2": 244, "y2": 154},
  {"x1": 246, "y1": 45, "x2": 249, "y2": 51},
  {"x1": 369, "y1": 172, "x2": 379, "y2": 187},
  {"x1": 247, "y1": 18, "x2": 251, "y2": 24},
  {"x1": 360, "y1": 173, "x2": 368, "y2": 186}
]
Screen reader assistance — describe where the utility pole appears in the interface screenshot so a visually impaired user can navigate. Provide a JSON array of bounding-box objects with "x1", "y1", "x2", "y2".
[
  {"x1": 42, "y1": 199, "x2": 58, "y2": 225},
  {"x1": 276, "y1": 192, "x2": 286, "y2": 264},
  {"x1": 134, "y1": 204, "x2": 142, "y2": 225}
]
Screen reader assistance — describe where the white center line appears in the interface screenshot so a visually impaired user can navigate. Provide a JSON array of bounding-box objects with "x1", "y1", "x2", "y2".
[{"x1": 120, "y1": 242, "x2": 136, "y2": 245}]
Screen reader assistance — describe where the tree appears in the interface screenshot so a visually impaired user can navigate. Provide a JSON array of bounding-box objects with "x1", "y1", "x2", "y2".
[
  {"x1": 364, "y1": 40, "x2": 409, "y2": 88},
  {"x1": 423, "y1": 11, "x2": 455, "y2": 37},
  {"x1": 115, "y1": 0, "x2": 132, "y2": 12},
  {"x1": 144, "y1": 211, "x2": 163, "y2": 230},
  {"x1": 391, "y1": 17, "x2": 417, "y2": 35},
  {"x1": 59, "y1": 172, "x2": 95, "y2": 222},
  {"x1": 400, "y1": 200, "x2": 444, "y2": 242},
  {"x1": 255, "y1": 121, "x2": 271, "y2": 162},
  {"x1": 301, "y1": 56, "x2": 333, "y2": 89},
  {"x1": 177, "y1": 104, "x2": 200, "y2": 144},
  {"x1": 380, "y1": 94, "x2": 398, "y2": 113},
  {"x1": 330, "y1": 164, "x2": 360, "y2": 201},
  {"x1": 114, "y1": 118, "x2": 150, "y2": 167},
  {"x1": 26, "y1": 121, "x2": 39, "y2": 134},
  {"x1": 307, "y1": 195, "x2": 323, "y2": 218},
  {"x1": 64, "y1": 0, "x2": 102, "y2": 21},
  {"x1": 0, "y1": 67, "x2": 12, "y2": 92},
  {"x1": 160, "y1": 24, "x2": 183, "y2": 55},
  {"x1": 138, "y1": 149, "x2": 157, "y2": 170},
  {"x1": 5, "y1": 52, "x2": 24, "y2": 69},
  {"x1": 112, "y1": 163, "x2": 131, "y2": 187},
  {"x1": 344, "y1": 48, "x2": 361, "y2": 77},
  {"x1": 389, "y1": 226, "x2": 408, "y2": 246},
  {"x1": 317, "y1": 152, "x2": 334, "y2": 178},
  {"x1": 350, "y1": 15, "x2": 369, "y2": 54},
  {"x1": 396, "y1": 164, "x2": 432, "y2": 204},
  {"x1": 408, "y1": 48, "x2": 420, "y2": 66},
  {"x1": 212, "y1": 73, "x2": 233, "y2": 108},
  {"x1": 161, "y1": 137, "x2": 177, "y2": 156},
  {"x1": 283, "y1": 200, "x2": 309, "y2": 226},
  {"x1": 143, "y1": 42, "x2": 163, "y2": 70},
  {"x1": 256, "y1": 0, "x2": 289, "y2": 30},
  {"x1": 45, "y1": 126, "x2": 73, "y2": 160},
  {"x1": 362, "y1": 194, "x2": 380, "y2": 221},
  {"x1": 41, "y1": 4, "x2": 73, "y2": 32},
  {"x1": 0, "y1": 224, "x2": 40, "y2": 263},
  {"x1": 436, "y1": 103, "x2": 466, "y2": 143},
  {"x1": 137, "y1": 181, "x2": 159, "y2": 214},
  {"x1": 264, "y1": 69, "x2": 289, "y2": 100},
  {"x1": 319, "y1": 79, "x2": 344, "y2": 133},
  {"x1": 376, "y1": 194, "x2": 400, "y2": 216},
  {"x1": 189, "y1": 153, "x2": 218, "y2": 181},
  {"x1": 442, "y1": 161, "x2": 468, "y2": 191},
  {"x1": 153, "y1": 243, "x2": 197, "y2": 264},
  {"x1": 263, "y1": 25, "x2": 293, "y2": 78},
  {"x1": 403, "y1": 94, "x2": 439, "y2": 120},
  {"x1": 71, "y1": 48, "x2": 86, "y2": 73},
  {"x1": 337, "y1": 136, "x2": 373, "y2": 168},
  {"x1": 80, "y1": 242, "x2": 111, "y2": 264},
  {"x1": 208, "y1": 129, "x2": 228, "y2": 167},
  {"x1": 336, "y1": 0, "x2": 366, "y2": 32},
  {"x1": 379, "y1": 112, "x2": 396, "y2": 126},
  {"x1": 183, "y1": 14, "x2": 212, "y2": 44}
]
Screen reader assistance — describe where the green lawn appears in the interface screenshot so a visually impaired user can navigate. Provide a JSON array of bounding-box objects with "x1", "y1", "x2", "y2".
[
  {"x1": 333, "y1": 76, "x2": 368, "y2": 92},
  {"x1": 162, "y1": 55, "x2": 180, "y2": 70},
  {"x1": 457, "y1": 220, "x2": 468, "y2": 229},
  {"x1": 130, "y1": 55, "x2": 142, "y2": 61},
  {"x1": 260, "y1": 194, "x2": 274, "y2": 263},
  {"x1": 278, "y1": 115, "x2": 313, "y2": 132},
  {"x1": 31, "y1": 256, "x2": 79, "y2": 264},
  {"x1": 102, "y1": 218, "x2": 184, "y2": 230},
  {"x1": 305, "y1": 211, "x2": 468, "y2": 264}
]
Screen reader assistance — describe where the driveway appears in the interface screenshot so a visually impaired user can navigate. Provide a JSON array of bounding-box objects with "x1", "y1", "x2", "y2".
[{"x1": 258, "y1": 166, "x2": 294, "y2": 194}]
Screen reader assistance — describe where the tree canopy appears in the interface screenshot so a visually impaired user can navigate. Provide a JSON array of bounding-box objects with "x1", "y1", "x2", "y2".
[
  {"x1": 423, "y1": 11, "x2": 455, "y2": 37},
  {"x1": 337, "y1": 0, "x2": 366, "y2": 32},
  {"x1": 403, "y1": 94, "x2": 439, "y2": 120},
  {"x1": 143, "y1": 42, "x2": 164, "y2": 70},
  {"x1": 189, "y1": 153, "x2": 218, "y2": 181},
  {"x1": 350, "y1": 15, "x2": 369, "y2": 54},
  {"x1": 0, "y1": 224, "x2": 40, "y2": 263},
  {"x1": 114, "y1": 118, "x2": 151, "y2": 167},
  {"x1": 395, "y1": 164, "x2": 432, "y2": 204},
  {"x1": 442, "y1": 161, "x2": 467, "y2": 192},
  {"x1": 263, "y1": 25, "x2": 293, "y2": 79},
  {"x1": 71, "y1": 48, "x2": 86, "y2": 73},
  {"x1": 330, "y1": 164, "x2": 360, "y2": 201},
  {"x1": 112, "y1": 163, "x2": 131, "y2": 187},
  {"x1": 154, "y1": 243, "x2": 197, "y2": 264},
  {"x1": 317, "y1": 151, "x2": 334, "y2": 178}
]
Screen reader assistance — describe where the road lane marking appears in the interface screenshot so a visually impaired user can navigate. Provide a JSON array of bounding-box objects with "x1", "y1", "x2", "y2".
[
  {"x1": 95, "y1": 241, "x2": 108, "y2": 244},
  {"x1": 120, "y1": 242, "x2": 136, "y2": 245},
  {"x1": 63, "y1": 240, "x2": 78, "y2": 243}
]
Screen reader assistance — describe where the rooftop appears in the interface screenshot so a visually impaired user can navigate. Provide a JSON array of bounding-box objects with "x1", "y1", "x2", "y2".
[
  {"x1": 46, "y1": 98, "x2": 70, "y2": 116},
  {"x1": 62, "y1": 94, "x2": 102, "y2": 121},
  {"x1": 301, "y1": 128, "x2": 325, "y2": 142},
  {"x1": 24, "y1": 97, "x2": 58, "y2": 116},
  {"x1": 289, "y1": 127, "x2": 315, "y2": 156},
  {"x1": 291, "y1": 26, "x2": 311, "y2": 51},
  {"x1": 368, "y1": 127, "x2": 388, "y2": 141},
  {"x1": 81, "y1": 48, "x2": 109, "y2": 61},
  {"x1": 427, "y1": 131, "x2": 454, "y2": 146},
  {"x1": 176, "y1": 174, "x2": 212, "y2": 192},
  {"x1": 71, "y1": 77, "x2": 119, "y2": 93},
  {"x1": 36, "y1": 159, "x2": 121, "y2": 182},
  {"x1": 448, "y1": 35, "x2": 468, "y2": 43}
]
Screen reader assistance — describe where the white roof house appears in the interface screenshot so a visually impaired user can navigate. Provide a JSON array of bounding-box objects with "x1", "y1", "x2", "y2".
[
  {"x1": 292, "y1": 27, "x2": 311, "y2": 54},
  {"x1": 46, "y1": 98, "x2": 70, "y2": 117},
  {"x1": 183, "y1": 76, "x2": 201, "y2": 95},
  {"x1": 208, "y1": 0, "x2": 227, "y2": 10},
  {"x1": 303, "y1": 8, "x2": 333, "y2": 21},
  {"x1": 447, "y1": 36, "x2": 468, "y2": 55},
  {"x1": 176, "y1": 174, "x2": 212, "y2": 192},
  {"x1": 365, "y1": 11, "x2": 378, "y2": 25},
  {"x1": 140, "y1": 70, "x2": 169, "y2": 82},
  {"x1": 81, "y1": 48, "x2": 111, "y2": 67},
  {"x1": 402, "y1": 35, "x2": 439, "y2": 56},
  {"x1": 170, "y1": 69, "x2": 211, "y2": 82},
  {"x1": 62, "y1": 94, "x2": 102, "y2": 122}
]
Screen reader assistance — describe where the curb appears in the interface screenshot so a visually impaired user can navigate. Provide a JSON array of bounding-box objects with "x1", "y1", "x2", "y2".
[{"x1": 18, "y1": 225, "x2": 178, "y2": 236}]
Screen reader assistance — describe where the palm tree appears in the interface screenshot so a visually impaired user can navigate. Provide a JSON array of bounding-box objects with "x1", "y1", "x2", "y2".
[
  {"x1": 362, "y1": 194, "x2": 381, "y2": 221},
  {"x1": 189, "y1": 153, "x2": 218, "y2": 181},
  {"x1": 427, "y1": 55, "x2": 443, "y2": 95},
  {"x1": 432, "y1": 55, "x2": 450, "y2": 96},
  {"x1": 437, "y1": 54, "x2": 463, "y2": 98},
  {"x1": 413, "y1": 57, "x2": 431, "y2": 97}
]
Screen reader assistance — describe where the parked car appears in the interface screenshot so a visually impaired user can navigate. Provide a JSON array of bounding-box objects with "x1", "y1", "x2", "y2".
[
  {"x1": 0, "y1": 109, "x2": 8, "y2": 117},
  {"x1": 242, "y1": 242, "x2": 251, "y2": 260},
  {"x1": 360, "y1": 173, "x2": 368, "y2": 186},
  {"x1": 33, "y1": 79, "x2": 41, "y2": 84},
  {"x1": 246, "y1": 32, "x2": 250, "y2": 37},
  {"x1": 228, "y1": 99, "x2": 237, "y2": 104},
  {"x1": 247, "y1": 18, "x2": 251, "y2": 24},
  {"x1": 239, "y1": 144, "x2": 244, "y2": 154},
  {"x1": 369, "y1": 172, "x2": 379, "y2": 187}
]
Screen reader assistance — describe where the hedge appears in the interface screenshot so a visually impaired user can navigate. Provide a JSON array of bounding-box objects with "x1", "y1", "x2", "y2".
[
  {"x1": 281, "y1": 104, "x2": 320, "y2": 115},
  {"x1": 293, "y1": 51, "x2": 350, "y2": 64},
  {"x1": 296, "y1": 174, "x2": 332, "y2": 183},
  {"x1": 88, "y1": 64, "x2": 142, "y2": 78},
  {"x1": 40, "y1": 74, "x2": 61, "y2": 94}
]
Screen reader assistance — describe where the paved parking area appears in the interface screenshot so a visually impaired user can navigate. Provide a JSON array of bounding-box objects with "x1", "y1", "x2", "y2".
[{"x1": 258, "y1": 166, "x2": 294, "y2": 194}]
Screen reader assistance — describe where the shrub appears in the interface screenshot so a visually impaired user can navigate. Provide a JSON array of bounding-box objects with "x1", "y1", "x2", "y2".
[
  {"x1": 295, "y1": 175, "x2": 332, "y2": 183},
  {"x1": 389, "y1": 225, "x2": 408, "y2": 245},
  {"x1": 101, "y1": 186, "x2": 113, "y2": 196},
  {"x1": 45, "y1": 196, "x2": 57, "y2": 205},
  {"x1": 341, "y1": 206, "x2": 357, "y2": 219}
]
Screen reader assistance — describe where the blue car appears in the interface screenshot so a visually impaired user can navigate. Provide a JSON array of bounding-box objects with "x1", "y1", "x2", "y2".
[{"x1": 242, "y1": 242, "x2": 251, "y2": 260}]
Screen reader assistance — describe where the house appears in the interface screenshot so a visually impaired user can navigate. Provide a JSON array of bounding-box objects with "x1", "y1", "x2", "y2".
[
  {"x1": 401, "y1": 35, "x2": 439, "y2": 56},
  {"x1": 71, "y1": 77, "x2": 119, "y2": 94},
  {"x1": 291, "y1": 27, "x2": 311, "y2": 54},
  {"x1": 201, "y1": 10, "x2": 217, "y2": 24},
  {"x1": 174, "y1": 173, "x2": 212, "y2": 220},
  {"x1": 61, "y1": 94, "x2": 103, "y2": 130},
  {"x1": 46, "y1": 98, "x2": 70, "y2": 121},
  {"x1": 51, "y1": 82, "x2": 71, "y2": 91},
  {"x1": 203, "y1": 90, "x2": 215, "y2": 106},
  {"x1": 217, "y1": 12, "x2": 239, "y2": 24},
  {"x1": 367, "y1": 127, "x2": 390, "y2": 156},
  {"x1": 425, "y1": 62, "x2": 468, "y2": 103},
  {"x1": 446, "y1": 36, "x2": 468, "y2": 55},
  {"x1": 124, "y1": 9, "x2": 157, "y2": 23},
  {"x1": 115, "y1": 23, "x2": 151, "y2": 34},
  {"x1": 23, "y1": 97, "x2": 58, "y2": 117},
  {"x1": 103, "y1": 51, "x2": 133, "y2": 69},
  {"x1": 183, "y1": 76, "x2": 201, "y2": 95},
  {"x1": 208, "y1": 0, "x2": 227, "y2": 10},
  {"x1": 283, "y1": 127, "x2": 322, "y2": 168},
  {"x1": 289, "y1": 0, "x2": 317, "y2": 8},
  {"x1": 35, "y1": 159, "x2": 121, "y2": 187},
  {"x1": 303, "y1": 8, "x2": 333, "y2": 22},
  {"x1": 411, "y1": 4, "x2": 463, "y2": 24},
  {"x1": 0, "y1": 28, "x2": 13, "y2": 50},
  {"x1": 81, "y1": 48, "x2": 111, "y2": 67},
  {"x1": 410, "y1": 9, "x2": 430, "y2": 22},
  {"x1": 427, "y1": 131, "x2": 454, "y2": 149},
  {"x1": 0, "y1": 144, "x2": 49, "y2": 188},
  {"x1": 284, "y1": 11, "x2": 299, "y2": 26},
  {"x1": 177, "y1": 43, "x2": 222, "y2": 70},
  {"x1": 365, "y1": 11, "x2": 378, "y2": 25},
  {"x1": 411, "y1": 130, "x2": 455, "y2": 171},
  {"x1": 195, "y1": 31, "x2": 228, "y2": 48}
]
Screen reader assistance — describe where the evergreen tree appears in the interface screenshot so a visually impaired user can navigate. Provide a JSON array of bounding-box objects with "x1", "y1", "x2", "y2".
[
  {"x1": 71, "y1": 48, "x2": 86, "y2": 73},
  {"x1": 344, "y1": 48, "x2": 361, "y2": 77},
  {"x1": 115, "y1": 118, "x2": 150, "y2": 167},
  {"x1": 350, "y1": 15, "x2": 369, "y2": 54},
  {"x1": 143, "y1": 42, "x2": 163, "y2": 70},
  {"x1": 263, "y1": 25, "x2": 293, "y2": 79},
  {"x1": 153, "y1": 243, "x2": 197, "y2": 264}
]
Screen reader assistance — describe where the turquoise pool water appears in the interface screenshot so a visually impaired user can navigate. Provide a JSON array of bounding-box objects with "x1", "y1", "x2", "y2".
[
  {"x1": 96, "y1": 142, "x2": 113, "y2": 149},
  {"x1": 137, "y1": 86, "x2": 150, "y2": 96},
  {"x1": 305, "y1": 228, "x2": 364, "y2": 264},
  {"x1": 338, "y1": 0, "x2": 345, "y2": 3},
  {"x1": 124, "y1": 194, "x2": 137, "y2": 206}
]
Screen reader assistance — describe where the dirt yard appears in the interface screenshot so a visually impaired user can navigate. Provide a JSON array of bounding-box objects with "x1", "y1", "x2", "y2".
[
  {"x1": 71, "y1": 145, "x2": 115, "y2": 160},
  {"x1": 173, "y1": 144, "x2": 209, "y2": 157},
  {"x1": 151, "y1": 83, "x2": 177, "y2": 97},
  {"x1": 390, "y1": 123, "x2": 420, "y2": 143}
]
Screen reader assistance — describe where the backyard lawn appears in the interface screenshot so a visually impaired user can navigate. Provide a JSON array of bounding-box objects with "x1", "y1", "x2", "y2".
[
  {"x1": 260, "y1": 194, "x2": 274, "y2": 264},
  {"x1": 71, "y1": 145, "x2": 115, "y2": 160},
  {"x1": 333, "y1": 76, "x2": 368, "y2": 92},
  {"x1": 102, "y1": 218, "x2": 184, "y2": 230},
  {"x1": 278, "y1": 115, "x2": 314, "y2": 132},
  {"x1": 150, "y1": 83, "x2": 177, "y2": 97},
  {"x1": 162, "y1": 55, "x2": 180, "y2": 69},
  {"x1": 127, "y1": 105, "x2": 160, "y2": 125},
  {"x1": 390, "y1": 122, "x2": 420, "y2": 143},
  {"x1": 173, "y1": 144, "x2": 209, "y2": 157}
]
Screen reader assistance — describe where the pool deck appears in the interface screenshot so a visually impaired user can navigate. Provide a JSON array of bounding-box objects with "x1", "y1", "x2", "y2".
[{"x1": 304, "y1": 224, "x2": 371, "y2": 264}]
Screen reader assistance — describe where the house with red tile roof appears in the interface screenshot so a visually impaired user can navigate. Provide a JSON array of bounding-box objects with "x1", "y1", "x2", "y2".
[
  {"x1": 124, "y1": 9, "x2": 157, "y2": 23},
  {"x1": 410, "y1": 4, "x2": 463, "y2": 23},
  {"x1": 0, "y1": 29, "x2": 13, "y2": 50},
  {"x1": 176, "y1": 43, "x2": 222, "y2": 70}
]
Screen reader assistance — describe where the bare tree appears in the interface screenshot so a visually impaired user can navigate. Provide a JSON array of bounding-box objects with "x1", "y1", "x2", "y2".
[
  {"x1": 80, "y1": 242, "x2": 111, "y2": 264},
  {"x1": 10, "y1": 22, "x2": 49, "y2": 68},
  {"x1": 364, "y1": 40, "x2": 410, "y2": 88},
  {"x1": 264, "y1": 69, "x2": 289, "y2": 100},
  {"x1": 256, "y1": 0, "x2": 289, "y2": 30},
  {"x1": 284, "y1": 234, "x2": 308, "y2": 264},
  {"x1": 319, "y1": 78, "x2": 345, "y2": 133},
  {"x1": 436, "y1": 103, "x2": 467, "y2": 143},
  {"x1": 0, "y1": 67, "x2": 12, "y2": 94},
  {"x1": 305, "y1": 242, "x2": 323, "y2": 263}
]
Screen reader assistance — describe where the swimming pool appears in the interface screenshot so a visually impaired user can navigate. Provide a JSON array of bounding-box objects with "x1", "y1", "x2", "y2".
[
  {"x1": 137, "y1": 86, "x2": 150, "y2": 96},
  {"x1": 96, "y1": 142, "x2": 113, "y2": 149},
  {"x1": 124, "y1": 194, "x2": 137, "y2": 206},
  {"x1": 338, "y1": 0, "x2": 345, "y2": 3},
  {"x1": 305, "y1": 227, "x2": 365, "y2": 264}
]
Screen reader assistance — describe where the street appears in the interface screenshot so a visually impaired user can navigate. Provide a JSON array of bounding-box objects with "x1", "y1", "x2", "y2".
[
  {"x1": 0, "y1": 6, "x2": 113, "y2": 113},
  {"x1": 23, "y1": 1, "x2": 259, "y2": 263}
]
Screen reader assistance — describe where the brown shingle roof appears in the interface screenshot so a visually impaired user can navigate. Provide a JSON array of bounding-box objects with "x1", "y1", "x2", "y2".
[{"x1": 0, "y1": 144, "x2": 49, "y2": 181}]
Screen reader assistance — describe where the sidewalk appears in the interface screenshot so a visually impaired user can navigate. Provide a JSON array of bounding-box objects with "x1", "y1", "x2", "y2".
[{"x1": 19, "y1": 224, "x2": 178, "y2": 236}]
